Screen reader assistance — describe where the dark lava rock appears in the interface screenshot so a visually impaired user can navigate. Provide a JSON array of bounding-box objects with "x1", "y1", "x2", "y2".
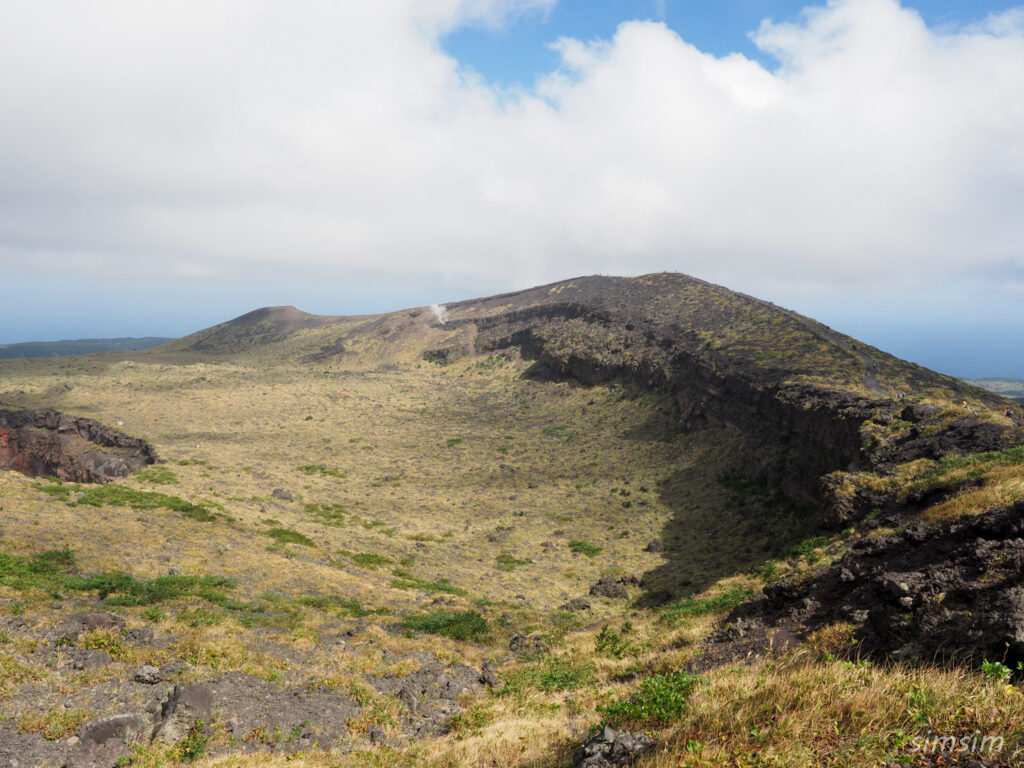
[
  {"x1": 54, "y1": 611, "x2": 126, "y2": 644},
  {"x1": 480, "y1": 661, "x2": 500, "y2": 688},
  {"x1": 368, "y1": 658, "x2": 483, "y2": 735},
  {"x1": 134, "y1": 665, "x2": 162, "y2": 684},
  {"x1": 153, "y1": 683, "x2": 213, "y2": 744},
  {"x1": 509, "y1": 632, "x2": 549, "y2": 655},
  {"x1": 64, "y1": 740, "x2": 135, "y2": 768},
  {"x1": 900, "y1": 403, "x2": 942, "y2": 422},
  {"x1": 79, "y1": 713, "x2": 149, "y2": 747},
  {"x1": 590, "y1": 577, "x2": 629, "y2": 600},
  {"x1": 69, "y1": 649, "x2": 111, "y2": 671},
  {"x1": 574, "y1": 725, "x2": 656, "y2": 768},
  {"x1": 560, "y1": 598, "x2": 592, "y2": 612},
  {"x1": 699, "y1": 499, "x2": 1024, "y2": 671},
  {"x1": 0, "y1": 408, "x2": 158, "y2": 482},
  {"x1": 146, "y1": 673, "x2": 358, "y2": 753},
  {"x1": 125, "y1": 626, "x2": 155, "y2": 645}
]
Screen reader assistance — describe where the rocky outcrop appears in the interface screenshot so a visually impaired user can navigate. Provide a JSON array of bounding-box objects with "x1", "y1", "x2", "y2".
[
  {"x1": 0, "y1": 408, "x2": 157, "y2": 482},
  {"x1": 369, "y1": 658, "x2": 484, "y2": 735},
  {"x1": 590, "y1": 576, "x2": 630, "y2": 600},
  {"x1": 698, "y1": 499, "x2": 1024, "y2": 670},
  {"x1": 573, "y1": 725, "x2": 656, "y2": 768}
]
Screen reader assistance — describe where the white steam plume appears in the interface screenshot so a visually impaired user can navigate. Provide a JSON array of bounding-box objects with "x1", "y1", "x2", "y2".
[{"x1": 430, "y1": 304, "x2": 449, "y2": 325}]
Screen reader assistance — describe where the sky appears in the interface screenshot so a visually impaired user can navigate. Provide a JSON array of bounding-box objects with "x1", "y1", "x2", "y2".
[{"x1": 1, "y1": 0, "x2": 1023, "y2": 378}]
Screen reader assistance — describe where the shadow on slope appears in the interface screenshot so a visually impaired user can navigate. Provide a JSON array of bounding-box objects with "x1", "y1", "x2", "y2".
[{"x1": 630, "y1": 419, "x2": 814, "y2": 605}]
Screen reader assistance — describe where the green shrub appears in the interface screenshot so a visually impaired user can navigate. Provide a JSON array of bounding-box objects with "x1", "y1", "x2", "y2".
[
  {"x1": 790, "y1": 536, "x2": 829, "y2": 559},
  {"x1": 496, "y1": 553, "x2": 532, "y2": 572},
  {"x1": 568, "y1": 540, "x2": 603, "y2": 558},
  {"x1": 401, "y1": 610, "x2": 489, "y2": 641},
  {"x1": 0, "y1": 548, "x2": 239, "y2": 607},
  {"x1": 297, "y1": 464, "x2": 345, "y2": 478},
  {"x1": 595, "y1": 624, "x2": 637, "y2": 659},
  {"x1": 982, "y1": 659, "x2": 1022, "y2": 683},
  {"x1": 350, "y1": 552, "x2": 393, "y2": 568},
  {"x1": 303, "y1": 502, "x2": 347, "y2": 525},
  {"x1": 34, "y1": 481, "x2": 215, "y2": 518},
  {"x1": 390, "y1": 569, "x2": 466, "y2": 596},
  {"x1": 132, "y1": 466, "x2": 179, "y2": 485},
  {"x1": 181, "y1": 507, "x2": 220, "y2": 522},
  {"x1": 295, "y1": 595, "x2": 388, "y2": 618},
  {"x1": 658, "y1": 587, "x2": 754, "y2": 625},
  {"x1": 500, "y1": 652, "x2": 596, "y2": 695},
  {"x1": 599, "y1": 670, "x2": 702, "y2": 725},
  {"x1": 266, "y1": 528, "x2": 315, "y2": 547},
  {"x1": 445, "y1": 438, "x2": 463, "y2": 448},
  {"x1": 170, "y1": 719, "x2": 210, "y2": 762}
]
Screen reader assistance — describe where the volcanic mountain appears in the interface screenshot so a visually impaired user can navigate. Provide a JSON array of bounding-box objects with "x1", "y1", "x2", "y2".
[{"x1": 1, "y1": 272, "x2": 1022, "y2": 767}]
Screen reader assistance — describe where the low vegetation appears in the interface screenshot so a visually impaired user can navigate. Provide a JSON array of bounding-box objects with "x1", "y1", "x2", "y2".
[
  {"x1": 389, "y1": 569, "x2": 467, "y2": 596},
  {"x1": 658, "y1": 587, "x2": 755, "y2": 624},
  {"x1": 0, "y1": 548, "x2": 238, "y2": 607},
  {"x1": 265, "y1": 527, "x2": 315, "y2": 547},
  {"x1": 400, "y1": 610, "x2": 489, "y2": 641},
  {"x1": 568, "y1": 539, "x2": 603, "y2": 558}
]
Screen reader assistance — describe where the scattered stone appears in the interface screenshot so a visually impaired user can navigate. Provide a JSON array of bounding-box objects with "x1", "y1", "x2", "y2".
[
  {"x1": 899, "y1": 403, "x2": 942, "y2": 423},
  {"x1": 589, "y1": 577, "x2": 629, "y2": 600},
  {"x1": 152, "y1": 684, "x2": 213, "y2": 744},
  {"x1": 271, "y1": 488, "x2": 293, "y2": 501},
  {"x1": 69, "y1": 649, "x2": 111, "y2": 671},
  {"x1": 398, "y1": 684, "x2": 418, "y2": 714},
  {"x1": 134, "y1": 665, "x2": 162, "y2": 685},
  {"x1": 560, "y1": 598, "x2": 592, "y2": 612},
  {"x1": 55, "y1": 611, "x2": 126, "y2": 645},
  {"x1": 79, "y1": 713, "x2": 149, "y2": 747},
  {"x1": 620, "y1": 574, "x2": 642, "y2": 587},
  {"x1": 509, "y1": 632, "x2": 549, "y2": 655},
  {"x1": 479, "y1": 661, "x2": 499, "y2": 688},
  {"x1": 573, "y1": 725, "x2": 656, "y2": 767},
  {"x1": 125, "y1": 627, "x2": 154, "y2": 645}
]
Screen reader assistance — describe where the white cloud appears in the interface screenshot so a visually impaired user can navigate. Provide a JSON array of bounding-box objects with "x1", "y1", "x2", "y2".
[{"x1": 0, "y1": 0, "x2": 1022, "y2": 307}]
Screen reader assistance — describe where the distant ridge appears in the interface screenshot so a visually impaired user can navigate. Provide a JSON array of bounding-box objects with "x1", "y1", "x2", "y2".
[
  {"x1": 0, "y1": 337, "x2": 172, "y2": 359},
  {"x1": 162, "y1": 305, "x2": 343, "y2": 354},
  {"x1": 967, "y1": 377, "x2": 1024, "y2": 399}
]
